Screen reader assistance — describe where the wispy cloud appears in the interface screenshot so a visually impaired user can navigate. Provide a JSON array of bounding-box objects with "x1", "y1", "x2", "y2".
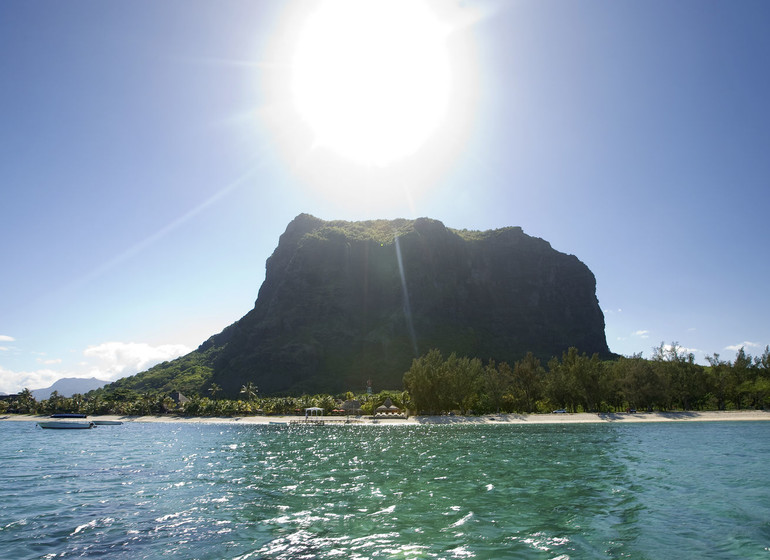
[
  {"x1": 633, "y1": 330, "x2": 649, "y2": 339},
  {"x1": 0, "y1": 334, "x2": 15, "y2": 342},
  {"x1": 36, "y1": 358, "x2": 62, "y2": 365},
  {"x1": 725, "y1": 341, "x2": 760, "y2": 352}
]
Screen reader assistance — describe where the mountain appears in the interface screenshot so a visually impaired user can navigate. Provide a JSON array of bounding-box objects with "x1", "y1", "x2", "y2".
[
  {"x1": 32, "y1": 377, "x2": 109, "y2": 400},
  {"x1": 105, "y1": 215, "x2": 610, "y2": 396}
]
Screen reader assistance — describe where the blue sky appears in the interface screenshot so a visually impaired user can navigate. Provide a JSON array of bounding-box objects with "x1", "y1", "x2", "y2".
[{"x1": 2, "y1": 0, "x2": 769, "y2": 393}]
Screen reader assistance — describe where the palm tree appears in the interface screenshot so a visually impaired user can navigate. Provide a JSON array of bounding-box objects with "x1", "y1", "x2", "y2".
[
  {"x1": 142, "y1": 392, "x2": 157, "y2": 414},
  {"x1": 208, "y1": 383, "x2": 221, "y2": 400},
  {"x1": 70, "y1": 393, "x2": 85, "y2": 413},
  {"x1": 240, "y1": 382, "x2": 258, "y2": 402},
  {"x1": 162, "y1": 396, "x2": 176, "y2": 413},
  {"x1": 15, "y1": 388, "x2": 36, "y2": 414},
  {"x1": 46, "y1": 390, "x2": 63, "y2": 414}
]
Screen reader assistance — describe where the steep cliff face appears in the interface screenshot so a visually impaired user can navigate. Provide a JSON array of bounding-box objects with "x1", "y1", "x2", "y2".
[{"x1": 196, "y1": 214, "x2": 609, "y2": 395}]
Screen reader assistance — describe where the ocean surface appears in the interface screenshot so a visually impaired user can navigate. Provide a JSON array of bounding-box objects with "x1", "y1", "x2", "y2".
[{"x1": 1, "y1": 421, "x2": 768, "y2": 559}]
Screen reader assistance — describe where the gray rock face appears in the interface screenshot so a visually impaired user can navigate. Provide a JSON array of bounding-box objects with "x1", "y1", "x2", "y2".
[
  {"x1": 32, "y1": 377, "x2": 109, "y2": 400},
  {"x1": 204, "y1": 214, "x2": 609, "y2": 395}
]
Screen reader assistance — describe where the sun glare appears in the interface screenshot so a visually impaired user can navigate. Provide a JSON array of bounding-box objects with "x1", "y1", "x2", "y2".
[{"x1": 291, "y1": 0, "x2": 451, "y2": 166}]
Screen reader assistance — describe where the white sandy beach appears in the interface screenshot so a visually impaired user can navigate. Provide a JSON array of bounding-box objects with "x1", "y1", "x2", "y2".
[{"x1": 2, "y1": 410, "x2": 768, "y2": 426}]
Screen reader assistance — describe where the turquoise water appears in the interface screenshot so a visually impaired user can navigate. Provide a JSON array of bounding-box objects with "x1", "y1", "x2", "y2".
[{"x1": 1, "y1": 421, "x2": 769, "y2": 559}]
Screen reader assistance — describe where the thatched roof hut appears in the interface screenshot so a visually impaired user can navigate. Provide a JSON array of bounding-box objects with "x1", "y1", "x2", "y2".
[
  {"x1": 170, "y1": 391, "x2": 189, "y2": 405},
  {"x1": 341, "y1": 399, "x2": 362, "y2": 415},
  {"x1": 375, "y1": 397, "x2": 401, "y2": 415}
]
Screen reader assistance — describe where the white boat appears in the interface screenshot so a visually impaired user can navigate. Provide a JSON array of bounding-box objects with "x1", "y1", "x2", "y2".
[{"x1": 37, "y1": 421, "x2": 95, "y2": 429}]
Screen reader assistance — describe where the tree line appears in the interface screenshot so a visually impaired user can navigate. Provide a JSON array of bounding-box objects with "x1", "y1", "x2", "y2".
[
  {"x1": 0, "y1": 385, "x2": 411, "y2": 418},
  {"x1": 403, "y1": 343, "x2": 770, "y2": 414}
]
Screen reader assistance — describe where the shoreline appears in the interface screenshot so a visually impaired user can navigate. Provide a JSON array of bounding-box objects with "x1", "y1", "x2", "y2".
[{"x1": 1, "y1": 409, "x2": 768, "y2": 426}]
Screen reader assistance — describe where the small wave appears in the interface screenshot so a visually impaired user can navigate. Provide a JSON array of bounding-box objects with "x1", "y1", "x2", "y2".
[
  {"x1": 72, "y1": 520, "x2": 98, "y2": 535},
  {"x1": 450, "y1": 512, "x2": 474, "y2": 528},
  {"x1": 371, "y1": 504, "x2": 396, "y2": 516},
  {"x1": 71, "y1": 517, "x2": 114, "y2": 536}
]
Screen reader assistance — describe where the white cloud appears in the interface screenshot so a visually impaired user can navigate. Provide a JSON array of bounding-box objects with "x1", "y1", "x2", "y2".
[
  {"x1": 0, "y1": 335, "x2": 15, "y2": 342},
  {"x1": 0, "y1": 365, "x2": 63, "y2": 395},
  {"x1": 725, "y1": 341, "x2": 760, "y2": 352},
  {"x1": 0, "y1": 337, "x2": 191, "y2": 394},
  {"x1": 82, "y1": 341, "x2": 192, "y2": 382},
  {"x1": 0, "y1": 346, "x2": 9, "y2": 352},
  {"x1": 633, "y1": 330, "x2": 649, "y2": 339},
  {"x1": 0, "y1": 341, "x2": 192, "y2": 394}
]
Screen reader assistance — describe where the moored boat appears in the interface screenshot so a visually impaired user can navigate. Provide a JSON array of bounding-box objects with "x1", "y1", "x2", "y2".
[
  {"x1": 37, "y1": 421, "x2": 95, "y2": 429},
  {"x1": 50, "y1": 413, "x2": 88, "y2": 419},
  {"x1": 91, "y1": 420, "x2": 123, "y2": 425}
]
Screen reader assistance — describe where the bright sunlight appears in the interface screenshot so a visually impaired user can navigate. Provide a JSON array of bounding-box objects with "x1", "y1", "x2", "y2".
[{"x1": 291, "y1": 0, "x2": 451, "y2": 167}]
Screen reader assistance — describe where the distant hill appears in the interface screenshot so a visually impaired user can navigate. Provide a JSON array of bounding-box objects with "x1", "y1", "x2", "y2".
[
  {"x1": 103, "y1": 215, "x2": 610, "y2": 397},
  {"x1": 32, "y1": 377, "x2": 109, "y2": 400}
]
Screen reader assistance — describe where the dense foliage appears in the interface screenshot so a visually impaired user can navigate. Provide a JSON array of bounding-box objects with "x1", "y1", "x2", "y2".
[
  {"x1": 403, "y1": 344, "x2": 770, "y2": 414},
  {"x1": 0, "y1": 384, "x2": 410, "y2": 419}
]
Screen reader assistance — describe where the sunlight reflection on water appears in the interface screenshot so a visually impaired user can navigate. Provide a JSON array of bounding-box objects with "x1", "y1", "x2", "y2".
[{"x1": 1, "y1": 422, "x2": 769, "y2": 559}]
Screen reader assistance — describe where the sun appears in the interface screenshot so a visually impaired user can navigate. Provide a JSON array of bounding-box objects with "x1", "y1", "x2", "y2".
[{"x1": 291, "y1": 0, "x2": 451, "y2": 167}]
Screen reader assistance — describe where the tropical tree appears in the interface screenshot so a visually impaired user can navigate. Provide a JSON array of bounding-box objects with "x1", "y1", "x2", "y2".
[
  {"x1": 444, "y1": 353, "x2": 483, "y2": 413},
  {"x1": 43, "y1": 391, "x2": 66, "y2": 414},
  {"x1": 730, "y1": 347, "x2": 754, "y2": 409},
  {"x1": 653, "y1": 342, "x2": 707, "y2": 410},
  {"x1": 14, "y1": 388, "x2": 36, "y2": 414},
  {"x1": 208, "y1": 383, "x2": 221, "y2": 400},
  {"x1": 706, "y1": 353, "x2": 731, "y2": 410},
  {"x1": 545, "y1": 354, "x2": 575, "y2": 412},
  {"x1": 403, "y1": 348, "x2": 446, "y2": 413},
  {"x1": 240, "y1": 382, "x2": 258, "y2": 402},
  {"x1": 513, "y1": 352, "x2": 544, "y2": 412},
  {"x1": 483, "y1": 360, "x2": 512, "y2": 414},
  {"x1": 614, "y1": 355, "x2": 661, "y2": 411}
]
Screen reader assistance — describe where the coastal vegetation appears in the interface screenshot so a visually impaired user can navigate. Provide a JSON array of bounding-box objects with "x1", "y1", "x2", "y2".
[
  {"x1": 404, "y1": 344, "x2": 770, "y2": 414},
  {"x1": 2, "y1": 344, "x2": 768, "y2": 417}
]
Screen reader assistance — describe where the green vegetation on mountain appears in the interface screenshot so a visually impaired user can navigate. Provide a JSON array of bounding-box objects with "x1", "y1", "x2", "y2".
[{"x1": 94, "y1": 344, "x2": 220, "y2": 396}]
